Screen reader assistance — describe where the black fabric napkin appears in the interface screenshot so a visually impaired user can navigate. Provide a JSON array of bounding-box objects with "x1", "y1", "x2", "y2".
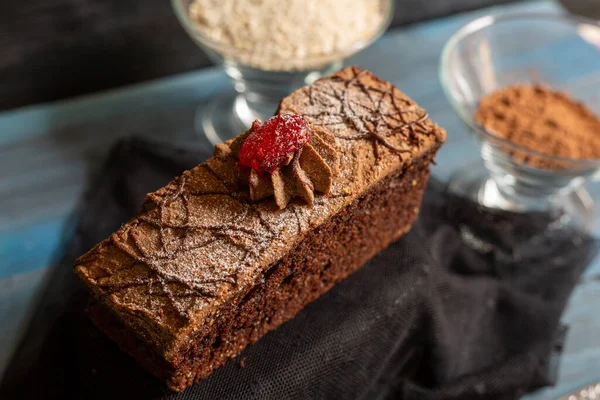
[{"x1": 1, "y1": 137, "x2": 597, "y2": 400}]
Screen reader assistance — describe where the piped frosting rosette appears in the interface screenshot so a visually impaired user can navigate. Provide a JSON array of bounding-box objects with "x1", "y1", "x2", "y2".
[{"x1": 214, "y1": 114, "x2": 339, "y2": 209}]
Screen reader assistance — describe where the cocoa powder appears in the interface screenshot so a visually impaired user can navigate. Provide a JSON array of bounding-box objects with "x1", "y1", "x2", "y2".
[{"x1": 475, "y1": 85, "x2": 600, "y2": 169}]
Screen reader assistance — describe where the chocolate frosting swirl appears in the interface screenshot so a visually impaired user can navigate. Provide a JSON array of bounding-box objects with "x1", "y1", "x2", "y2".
[{"x1": 214, "y1": 121, "x2": 339, "y2": 209}]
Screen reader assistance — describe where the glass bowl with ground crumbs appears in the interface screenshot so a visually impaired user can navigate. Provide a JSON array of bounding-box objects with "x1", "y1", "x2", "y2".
[
  {"x1": 172, "y1": 0, "x2": 394, "y2": 145},
  {"x1": 440, "y1": 12, "x2": 600, "y2": 235}
]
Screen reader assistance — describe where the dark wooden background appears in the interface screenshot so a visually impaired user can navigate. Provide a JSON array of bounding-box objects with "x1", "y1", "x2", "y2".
[{"x1": 1, "y1": 0, "x2": 520, "y2": 111}]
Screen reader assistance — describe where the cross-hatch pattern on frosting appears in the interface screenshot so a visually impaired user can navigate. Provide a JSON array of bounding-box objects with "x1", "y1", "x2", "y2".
[
  {"x1": 303, "y1": 69, "x2": 433, "y2": 157},
  {"x1": 75, "y1": 67, "x2": 445, "y2": 334},
  {"x1": 78, "y1": 167, "x2": 283, "y2": 321}
]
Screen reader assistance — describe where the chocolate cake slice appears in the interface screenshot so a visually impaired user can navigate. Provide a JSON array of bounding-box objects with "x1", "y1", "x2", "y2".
[{"x1": 74, "y1": 66, "x2": 446, "y2": 392}]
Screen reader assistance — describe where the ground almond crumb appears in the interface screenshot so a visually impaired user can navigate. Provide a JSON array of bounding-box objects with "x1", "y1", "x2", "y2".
[{"x1": 188, "y1": 0, "x2": 385, "y2": 70}]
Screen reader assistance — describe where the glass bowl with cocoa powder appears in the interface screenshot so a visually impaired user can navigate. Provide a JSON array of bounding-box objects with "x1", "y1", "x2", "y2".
[{"x1": 440, "y1": 12, "x2": 600, "y2": 233}]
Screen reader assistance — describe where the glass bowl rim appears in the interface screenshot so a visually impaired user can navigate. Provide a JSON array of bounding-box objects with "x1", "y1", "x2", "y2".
[
  {"x1": 171, "y1": 0, "x2": 395, "y2": 68},
  {"x1": 439, "y1": 11, "x2": 600, "y2": 169}
]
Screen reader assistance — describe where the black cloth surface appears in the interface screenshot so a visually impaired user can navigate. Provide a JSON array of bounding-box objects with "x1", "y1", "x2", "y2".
[{"x1": 1, "y1": 137, "x2": 597, "y2": 400}]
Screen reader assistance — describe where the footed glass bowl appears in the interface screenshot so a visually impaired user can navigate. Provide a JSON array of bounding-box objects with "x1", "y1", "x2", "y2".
[
  {"x1": 440, "y1": 12, "x2": 600, "y2": 234},
  {"x1": 172, "y1": 0, "x2": 394, "y2": 145}
]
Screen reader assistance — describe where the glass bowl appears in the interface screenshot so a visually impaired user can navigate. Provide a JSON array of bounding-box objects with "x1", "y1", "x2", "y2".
[
  {"x1": 172, "y1": 0, "x2": 394, "y2": 145},
  {"x1": 440, "y1": 12, "x2": 600, "y2": 234}
]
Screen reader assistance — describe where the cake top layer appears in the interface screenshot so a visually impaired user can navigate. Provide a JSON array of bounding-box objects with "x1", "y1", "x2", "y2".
[{"x1": 74, "y1": 67, "x2": 446, "y2": 360}]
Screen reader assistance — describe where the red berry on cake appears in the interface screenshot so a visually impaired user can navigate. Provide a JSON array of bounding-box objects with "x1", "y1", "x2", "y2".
[{"x1": 238, "y1": 114, "x2": 310, "y2": 174}]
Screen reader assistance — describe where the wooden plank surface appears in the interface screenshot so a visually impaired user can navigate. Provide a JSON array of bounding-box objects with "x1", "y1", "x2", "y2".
[
  {"x1": 2, "y1": 1, "x2": 600, "y2": 398},
  {"x1": 0, "y1": 0, "x2": 521, "y2": 111}
]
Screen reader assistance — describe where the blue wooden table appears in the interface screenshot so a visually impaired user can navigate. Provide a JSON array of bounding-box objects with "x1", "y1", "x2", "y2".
[{"x1": 1, "y1": 1, "x2": 599, "y2": 398}]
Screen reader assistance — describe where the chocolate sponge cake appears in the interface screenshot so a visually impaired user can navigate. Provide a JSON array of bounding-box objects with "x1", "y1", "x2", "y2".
[{"x1": 74, "y1": 66, "x2": 446, "y2": 392}]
